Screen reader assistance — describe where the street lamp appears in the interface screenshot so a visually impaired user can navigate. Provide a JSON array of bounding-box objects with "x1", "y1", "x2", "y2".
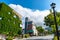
[{"x1": 50, "y1": 3, "x2": 59, "y2": 40}]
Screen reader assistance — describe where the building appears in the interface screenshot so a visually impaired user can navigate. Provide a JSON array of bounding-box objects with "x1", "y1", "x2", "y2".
[
  {"x1": 24, "y1": 17, "x2": 38, "y2": 35},
  {"x1": 32, "y1": 25, "x2": 38, "y2": 35},
  {"x1": 25, "y1": 17, "x2": 33, "y2": 34}
]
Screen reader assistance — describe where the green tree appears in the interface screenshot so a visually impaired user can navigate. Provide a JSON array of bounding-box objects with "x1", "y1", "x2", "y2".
[
  {"x1": 36, "y1": 26, "x2": 44, "y2": 33},
  {"x1": 44, "y1": 10, "x2": 60, "y2": 32}
]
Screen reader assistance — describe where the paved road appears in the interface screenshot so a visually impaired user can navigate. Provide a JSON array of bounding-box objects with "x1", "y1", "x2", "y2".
[{"x1": 23, "y1": 35, "x2": 54, "y2": 40}]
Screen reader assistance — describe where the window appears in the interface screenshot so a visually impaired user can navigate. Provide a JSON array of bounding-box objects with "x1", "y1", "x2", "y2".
[
  {"x1": 13, "y1": 15, "x2": 16, "y2": 18},
  {"x1": 8, "y1": 12, "x2": 11, "y2": 14},
  {"x1": 0, "y1": 17, "x2": 2, "y2": 20}
]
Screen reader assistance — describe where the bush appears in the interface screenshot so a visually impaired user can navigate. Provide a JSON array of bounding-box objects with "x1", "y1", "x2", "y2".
[
  {"x1": 24, "y1": 34, "x2": 30, "y2": 38},
  {"x1": 6, "y1": 36, "x2": 13, "y2": 40}
]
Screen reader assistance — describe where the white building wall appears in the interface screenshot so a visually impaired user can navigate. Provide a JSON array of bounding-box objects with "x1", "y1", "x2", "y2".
[{"x1": 32, "y1": 25, "x2": 38, "y2": 35}]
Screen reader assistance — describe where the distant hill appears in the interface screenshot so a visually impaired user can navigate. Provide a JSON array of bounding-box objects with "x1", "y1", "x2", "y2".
[{"x1": 0, "y1": 3, "x2": 22, "y2": 36}]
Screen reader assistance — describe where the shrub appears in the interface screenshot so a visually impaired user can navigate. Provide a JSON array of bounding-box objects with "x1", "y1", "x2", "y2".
[
  {"x1": 24, "y1": 34, "x2": 30, "y2": 38},
  {"x1": 6, "y1": 36, "x2": 13, "y2": 40}
]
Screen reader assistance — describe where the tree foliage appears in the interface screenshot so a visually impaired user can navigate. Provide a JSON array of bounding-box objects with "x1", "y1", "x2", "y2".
[
  {"x1": 36, "y1": 26, "x2": 44, "y2": 33},
  {"x1": 0, "y1": 3, "x2": 22, "y2": 36},
  {"x1": 44, "y1": 10, "x2": 60, "y2": 32}
]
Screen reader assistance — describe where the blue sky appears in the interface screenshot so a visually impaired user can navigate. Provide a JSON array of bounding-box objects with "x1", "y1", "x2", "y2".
[
  {"x1": 0, "y1": 0, "x2": 60, "y2": 11},
  {"x1": 0, "y1": 0, "x2": 60, "y2": 27}
]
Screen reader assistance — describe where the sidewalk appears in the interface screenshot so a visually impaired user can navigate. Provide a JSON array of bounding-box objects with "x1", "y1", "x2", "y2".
[{"x1": 21, "y1": 34, "x2": 54, "y2": 40}]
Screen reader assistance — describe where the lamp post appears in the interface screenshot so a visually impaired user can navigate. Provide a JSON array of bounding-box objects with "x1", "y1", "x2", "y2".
[{"x1": 50, "y1": 3, "x2": 59, "y2": 40}]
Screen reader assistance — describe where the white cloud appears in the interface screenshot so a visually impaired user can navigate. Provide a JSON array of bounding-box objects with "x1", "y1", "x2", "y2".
[{"x1": 9, "y1": 4, "x2": 50, "y2": 28}]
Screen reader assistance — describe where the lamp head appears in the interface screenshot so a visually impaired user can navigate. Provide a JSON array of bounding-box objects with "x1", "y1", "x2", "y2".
[{"x1": 50, "y1": 3, "x2": 56, "y2": 8}]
